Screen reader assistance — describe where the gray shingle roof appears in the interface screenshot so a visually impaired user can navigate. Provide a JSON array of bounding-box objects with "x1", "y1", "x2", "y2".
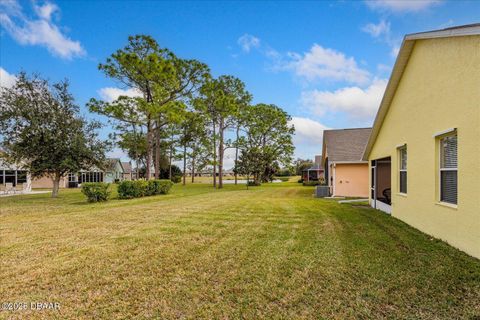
[
  {"x1": 105, "y1": 158, "x2": 122, "y2": 172},
  {"x1": 121, "y1": 162, "x2": 132, "y2": 173},
  {"x1": 324, "y1": 128, "x2": 372, "y2": 162}
]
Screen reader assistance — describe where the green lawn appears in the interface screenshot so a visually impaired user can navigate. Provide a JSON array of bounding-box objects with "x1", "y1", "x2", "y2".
[{"x1": 1, "y1": 182, "x2": 479, "y2": 319}]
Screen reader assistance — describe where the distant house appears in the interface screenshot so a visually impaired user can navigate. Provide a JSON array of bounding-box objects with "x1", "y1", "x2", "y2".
[
  {"x1": 363, "y1": 24, "x2": 480, "y2": 259},
  {"x1": 223, "y1": 169, "x2": 235, "y2": 176},
  {"x1": 0, "y1": 158, "x2": 31, "y2": 192},
  {"x1": 302, "y1": 155, "x2": 324, "y2": 182},
  {"x1": 321, "y1": 128, "x2": 371, "y2": 197},
  {"x1": 31, "y1": 158, "x2": 125, "y2": 188},
  {"x1": 185, "y1": 167, "x2": 213, "y2": 177},
  {"x1": 104, "y1": 158, "x2": 125, "y2": 183},
  {"x1": 122, "y1": 162, "x2": 133, "y2": 180}
]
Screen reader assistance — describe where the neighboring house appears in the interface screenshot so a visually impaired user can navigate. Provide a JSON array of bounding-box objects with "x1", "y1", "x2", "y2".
[
  {"x1": 103, "y1": 158, "x2": 125, "y2": 183},
  {"x1": 363, "y1": 24, "x2": 480, "y2": 259},
  {"x1": 223, "y1": 169, "x2": 235, "y2": 176},
  {"x1": 185, "y1": 168, "x2": 213, "y2": 177},
  {"x1": 32, "y1": 158, "x2": 125, "y2": 188},
  {"x1": 122, "y1": 162, "x2": 133, "y2": 180},
  {"x1": 0, "y1": 158, "x2": 32, "y2": 192},
  {"x1": 321, "y1": 128, "x2": 371, "y2": 197},
  {"x1": 302, "y1": 155, "x2": 324, "y2": 182}
]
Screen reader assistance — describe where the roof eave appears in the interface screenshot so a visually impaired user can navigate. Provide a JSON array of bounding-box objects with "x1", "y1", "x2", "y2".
[
  {"x1": 405, "y1": 24, "x2": 480, "y2": 41},
  {"x1": 362, "y1": 38, "x2": 414, "y2": 160},
  {"x1": 363, "y1": 24, "x2": 480, "y2": 161}
]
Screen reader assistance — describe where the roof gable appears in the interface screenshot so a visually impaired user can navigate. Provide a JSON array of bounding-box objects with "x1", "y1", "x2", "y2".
[
  {"x1": 363, "y1": 24, "x2": 480, "y2": 160},
  {"x1": 106, "y1": 158, "x2": 124, "y2": 172},
  {"x1": 323, "y1": 128, "x2": 372, "y2": 162}
]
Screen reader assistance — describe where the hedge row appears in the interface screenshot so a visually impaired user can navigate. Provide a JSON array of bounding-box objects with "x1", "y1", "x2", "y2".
[
  {"x1": 117, "y1": 179, "x2": 173, "y2": 199},
  {"x1": 81, "y1": 182, "x2": 111, "y2": 202}
]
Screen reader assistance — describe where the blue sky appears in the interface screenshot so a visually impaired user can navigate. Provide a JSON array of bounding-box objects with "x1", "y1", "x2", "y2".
[{"x1": 1, "y1": 0, "x2": 479, "y2": 166}]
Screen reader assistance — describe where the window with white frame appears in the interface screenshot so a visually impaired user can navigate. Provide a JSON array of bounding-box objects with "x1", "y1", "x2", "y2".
[
  {"x1": 439, "y1": 134, "x2": 457, "y2": 205},
  {"x1": 399, "y1": 146, "x2": 407, "y2": 194}
]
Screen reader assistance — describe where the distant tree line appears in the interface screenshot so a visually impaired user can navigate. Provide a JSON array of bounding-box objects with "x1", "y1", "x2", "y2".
[
  {"x1": 0, "y1": 34, "x2": 295, "y2": 197},
  {"x1": 88, "y1": 35, "x2": 295, "y2": 187}
]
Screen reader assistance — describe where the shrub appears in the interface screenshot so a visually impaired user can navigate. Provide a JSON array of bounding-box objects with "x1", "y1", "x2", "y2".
[
  {"x1": 275, "y1": 176, "x2": 289, "y2": 182},
  {"x1": 81, "y1": 182, "x2": 110, "y2": 202},
  {"x1": 276, "y1": 168, "x2": 293, "y2": 176},
  {"x1": 298, "y1": 179, "x2": 304, "y2": 183},
  {"x1": 158, "y1": 180, "x2": 174, "y2": 194},
  {"x1": 148, "y1": 179, "x2": 174, "y2": 195},
  {"x1": 247, "y1": 180, "x2": 261, "y2": 186},
  {"x1": 118, "y1": 180, "x2": 145, "y2": 199},
  {"x1": 118, "y1": 179, "x2": 173, "y2": 199},
  {"x1": 159, "y1": 165, "x2": 182, "y2": 180},
  {"x1": 171, "y1": 175, "x2": 181, "y2": 183}
]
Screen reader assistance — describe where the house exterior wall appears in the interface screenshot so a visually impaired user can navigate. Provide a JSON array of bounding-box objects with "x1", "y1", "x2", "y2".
[
  {"x1": 332, "y1": 163, "x2": 369, "y2": 197},
  {"x1": 0, "y1": 162, "x2": 32, "y2": 192},
  {"x1": 368, "y1": 36, "x2": 480, "y2": 259},
  {"x1": 105, "y1": 161, "x2": 125, "y2": 183},
  {"x1": 31, "y1": 175, "x2": 68, "y2": 189}
]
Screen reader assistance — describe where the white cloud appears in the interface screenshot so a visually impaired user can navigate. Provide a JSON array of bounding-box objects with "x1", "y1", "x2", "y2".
[
  {"x1": 98, "y1": 87, "x2": 142, "y2": 102},
  {"x1": 237, "y1": 34, "x2": 260, "y2": 53},
  {"x1": 289, "y1": 117, "x2": 330, "y2": 145},
  {"x1": 282, "y1": 44, "x2": 371, "y2": 85},
  {"x1": 0, "y1": 0, "x2": 85, "y2": 59},
  {"x1": 0, "y1": 67, "x2": 17, "y2": 89},
  {"x1": 33, "y1": 2, "x2": 59, "y2": 21},
  {"x1": 365, "y1": 0, "x2": 442, "y2": 13},
  {"x1": 362, "y1": 20, "x2": 401, "y2": 59},
  {"x1": 377, "y1": 63, "x2": 392, "y2": 74},
  {"x1": 362, "y1": 20, "x2": 390, "y2": 38},
  {"x1": 301, "y1": 78, "x2": 388, "y2": 120}
]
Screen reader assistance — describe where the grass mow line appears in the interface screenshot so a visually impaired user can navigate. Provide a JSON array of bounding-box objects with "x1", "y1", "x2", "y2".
[{"x1": 0, "y1": 182, "x2": 479, "y2": 319}]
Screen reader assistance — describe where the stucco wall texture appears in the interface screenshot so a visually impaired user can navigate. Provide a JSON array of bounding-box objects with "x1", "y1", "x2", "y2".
[
  {"x1": 368, "y1": 36, "x2": 480, "y2": 259},
  {"x1": 333, "y1": 163, "x2": 369, "y2": 198}
]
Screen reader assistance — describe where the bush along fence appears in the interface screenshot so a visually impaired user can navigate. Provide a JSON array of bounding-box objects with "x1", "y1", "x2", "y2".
[
  {"x1": 117, "y1": 179, "x2": 174, "y2": 199},
  {"x1": 81, "y1": 183, "x2": 111, "y2": 202}
]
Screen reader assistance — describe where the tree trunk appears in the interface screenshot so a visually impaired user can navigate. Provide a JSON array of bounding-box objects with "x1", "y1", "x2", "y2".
[
  {"x1": 154, "y1": 127, "x2": 160, "y2": 180},
  {"x1": 51, "y1": 173, "x2": 61, "y2": 198},
  {"x1": 169, "y1": 149, "x2": 173, "y2": 180},
  {"x1": 234, "y1": 126, "x2": 239, "y2": 185},
  {"x1": 135, "y1": 160, "x2": 139, "y2": 180},
  {"x1": 218, "y1": 117, "x2": 224, "y2": 189},
  {"x1": 191, "y1": 157, "x2": 195, "y2": 183},
  {"x1": 146, "y1": 119, "x2": 152, "y2": 180},
  {"x1": 212, "y1": 121, "x2": 217, "y2": 188},
  {"x1": 183, "y1": 144, "x2": 187, "y2": 186}
]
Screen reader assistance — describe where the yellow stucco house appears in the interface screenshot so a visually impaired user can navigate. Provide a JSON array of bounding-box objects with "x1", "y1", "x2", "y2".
[{"x1": 363, "y1": 24, "x2": 480, "y2": 259}]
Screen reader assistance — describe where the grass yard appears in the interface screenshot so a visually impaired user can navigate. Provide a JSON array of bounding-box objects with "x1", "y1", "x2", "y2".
[{"x1": 1, "y1": 182, "x2": 479, "y2": 319}]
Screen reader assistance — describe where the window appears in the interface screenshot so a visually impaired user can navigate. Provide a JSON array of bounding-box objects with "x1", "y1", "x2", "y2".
[
  {"x1": 4, "y1": 170, "x2": 15, "y2": 186},
  {"x1": 79, "y1": 172, "x2": 103, "y2": 183},
  {"x1": 17, "y1": 171, "x2": 28, "y2": 184},
  {"x1": 439, "y1": 134, "x2": 457, "y2": 205},
  {"x1": 398, "y1": 146, "x2": 407, "y2": 194}
]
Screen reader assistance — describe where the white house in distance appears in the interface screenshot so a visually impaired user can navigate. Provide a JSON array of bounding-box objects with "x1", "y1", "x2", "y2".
[{"x1": 0, "y1": 158, "x2": 32, "y2": 192}]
